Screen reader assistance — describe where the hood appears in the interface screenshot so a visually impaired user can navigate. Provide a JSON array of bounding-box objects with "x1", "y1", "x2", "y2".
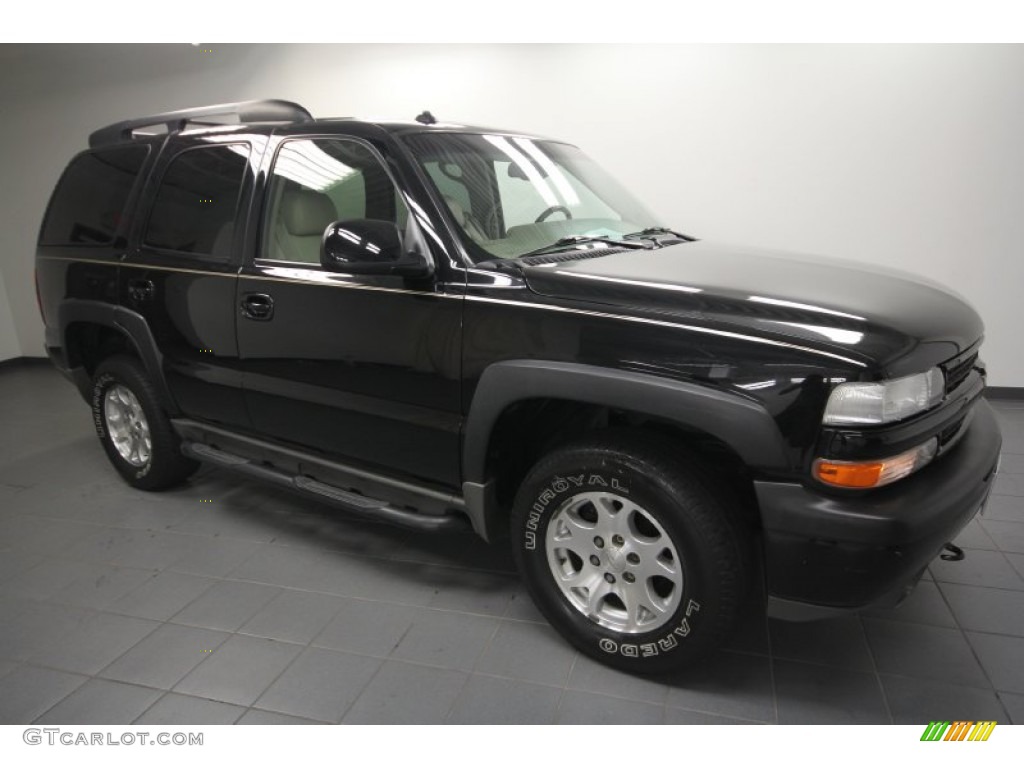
[{"x1": 522, "y1": 240, "x2": 984, "y2": 375}]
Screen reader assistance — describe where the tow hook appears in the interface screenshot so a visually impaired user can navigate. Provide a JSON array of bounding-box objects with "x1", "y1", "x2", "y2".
[{"x1": 941, "y1": 543, "x2": 965, "y2": 562}]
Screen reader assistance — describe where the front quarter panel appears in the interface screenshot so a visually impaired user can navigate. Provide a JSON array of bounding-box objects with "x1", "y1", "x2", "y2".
[{"x1": 460, "y1": 280, "x2": 867, "y2": 477}]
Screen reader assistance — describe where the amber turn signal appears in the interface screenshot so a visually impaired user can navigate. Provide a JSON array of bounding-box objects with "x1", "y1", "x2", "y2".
[
  {"x1": 814, "y1": 460, "x2": 886, "y2": 488},
  {"x1": 814, "y1": 438, "x2": 939, "y2": 489}
]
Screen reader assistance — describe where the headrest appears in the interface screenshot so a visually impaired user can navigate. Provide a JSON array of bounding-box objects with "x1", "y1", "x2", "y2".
[
  {"x1": 443, "y1": 195, "x2": 468, "y2": 226},
  {"x1": 281, "y1": 190, "x2": 336, "y2": 236}
]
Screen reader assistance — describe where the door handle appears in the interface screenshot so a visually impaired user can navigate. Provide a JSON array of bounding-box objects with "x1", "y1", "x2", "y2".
[
  {"x1": 241, "y1": 293, "x2": 275, "y2": 321},
  {"x1": 127, "y1": 278, "x2": 154, "y2": 302}
]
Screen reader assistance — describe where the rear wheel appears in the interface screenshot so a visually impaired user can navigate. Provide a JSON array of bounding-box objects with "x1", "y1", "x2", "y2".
[
  {"x1": 511, "y1": 432, "x2": 750, "y2": 674},
  {"x1": 91, "y1": 355, "x2": 198, "y2": 490}
]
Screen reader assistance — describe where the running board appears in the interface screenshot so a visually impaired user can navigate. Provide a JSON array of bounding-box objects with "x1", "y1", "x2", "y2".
[{"x1": 180, "y1": 441, "x2": 468, "y2": 532}]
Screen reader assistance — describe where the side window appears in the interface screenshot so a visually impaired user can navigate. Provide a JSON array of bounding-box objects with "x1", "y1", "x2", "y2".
[
  {"x1": 262, "y1": 138, "x2": 408, "y2": 265},
  {"x1": 143, "y1": 144, "x2": 250, "y2": 258},
  {"x1": 40, "y1": 146, "x2": 149, "y2": 245}
]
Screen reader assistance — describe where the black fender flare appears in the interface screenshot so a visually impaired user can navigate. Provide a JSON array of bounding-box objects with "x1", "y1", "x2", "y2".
[
  {"x1": 461, "y1": 360, "x2": 789, "y2": 540},
  {"x1": 58, "y1": 299, "x2": 179, "y2": 414}
]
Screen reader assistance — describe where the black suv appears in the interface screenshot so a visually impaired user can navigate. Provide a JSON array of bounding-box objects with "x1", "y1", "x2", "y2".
[{"x1": 35, "y1": 99, "x2": 1002, "y2": 674}]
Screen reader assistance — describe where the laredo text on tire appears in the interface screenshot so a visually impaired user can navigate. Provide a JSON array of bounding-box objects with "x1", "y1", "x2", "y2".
[
  {"x1": 511, "y1": 433, "x2": 749, "y2": 674},
  {"x1": 91, "y1": 355, "x2": 198, "y2": 491}
]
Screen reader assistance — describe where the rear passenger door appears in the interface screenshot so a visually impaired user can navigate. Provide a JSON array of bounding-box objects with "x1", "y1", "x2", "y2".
[
  {"x1": 236, "y1": 135, "x2": 463, "y2": 489},
  {"x1": 124, "y1": 135, "x2": 262, "y2": 429}
]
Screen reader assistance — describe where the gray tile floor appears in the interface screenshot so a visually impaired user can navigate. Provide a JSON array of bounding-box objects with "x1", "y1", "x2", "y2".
[{"x1": 1, "y1": 362, "x2": 1022, "y2": 724}]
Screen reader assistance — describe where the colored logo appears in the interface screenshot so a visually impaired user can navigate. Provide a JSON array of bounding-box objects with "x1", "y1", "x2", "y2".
[{"x1": 920, "y1": 721, "x2": 996, "y2": 742}]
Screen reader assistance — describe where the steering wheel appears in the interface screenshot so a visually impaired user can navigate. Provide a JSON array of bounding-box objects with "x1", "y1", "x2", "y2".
[{"x1": 535, "y1": 205, "x2": 573, "y2": 223}]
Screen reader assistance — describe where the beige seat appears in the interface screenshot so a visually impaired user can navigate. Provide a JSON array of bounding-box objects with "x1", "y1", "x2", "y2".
[
  {"x1": 272, "y1": 190, "x2": 337, "y2": 263},
  {"x1": 443, "y1": 195, "x2": 488, "y2": 242}
]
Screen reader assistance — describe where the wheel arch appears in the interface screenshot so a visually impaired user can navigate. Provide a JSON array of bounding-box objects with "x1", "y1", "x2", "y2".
[
  {"x1": 58, "y1": 299, "x2": 179, "y2": 414},
  {"x1": 462, "y1": 360, "x2": 789, "y2": 540}
]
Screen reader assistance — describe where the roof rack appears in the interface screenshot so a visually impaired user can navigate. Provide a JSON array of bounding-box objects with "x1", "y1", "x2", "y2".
[{"x1": 88, "y1": 99, "x2": 313, "y2": 148}]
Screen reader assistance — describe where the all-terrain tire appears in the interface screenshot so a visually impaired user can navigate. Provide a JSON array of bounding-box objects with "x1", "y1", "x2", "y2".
[
  {"x1": 511, "y1": 431, "x2": 750, "y2": 674},
  {"x1": 91, "y1": 355, "x2": 198, "y2": 490}
]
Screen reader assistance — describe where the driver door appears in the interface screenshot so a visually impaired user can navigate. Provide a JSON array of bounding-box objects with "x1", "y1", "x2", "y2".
[{"x1": 236, "y1": 136, "x2": 463, "y2": 489}]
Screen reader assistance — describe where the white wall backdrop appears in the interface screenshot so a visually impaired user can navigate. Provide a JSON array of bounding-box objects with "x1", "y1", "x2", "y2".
[{"x1": 1, "y1": 44, "x2": 1021, "y2": 384}]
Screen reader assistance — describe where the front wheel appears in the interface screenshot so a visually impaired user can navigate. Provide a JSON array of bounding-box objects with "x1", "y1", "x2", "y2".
[{"x1": 511, "y1": 433, "x2": 750, "y2": 674}]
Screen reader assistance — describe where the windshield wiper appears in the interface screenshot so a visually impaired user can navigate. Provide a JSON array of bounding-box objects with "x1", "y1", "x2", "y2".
[
  {"x1": 518, "y1": 235, "x2": 649, "y2": 260},
  {"x1": 622, "y1": 227, "x2": 694, "y2": 241}
]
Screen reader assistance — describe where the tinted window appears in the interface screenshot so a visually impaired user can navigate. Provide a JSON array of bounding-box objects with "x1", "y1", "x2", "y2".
[
  {"x1": 144, "y1": 144, "x2": 250, "y2": 258},
  {"x1": 40, "y1": 146, "x2": 149, "y2": 245},
  {"x1": 262, "y1": 139, "x2": 407, "y2": 264}
]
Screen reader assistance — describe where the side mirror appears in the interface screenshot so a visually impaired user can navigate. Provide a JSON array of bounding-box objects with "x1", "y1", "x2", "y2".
[{"x1": 320, "y1": 219, "x2": 433, "y2": 278}]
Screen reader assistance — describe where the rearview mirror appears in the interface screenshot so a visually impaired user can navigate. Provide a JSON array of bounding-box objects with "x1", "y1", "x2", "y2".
[{"x1": 320, "y1": 219, "x2": 432, "y2": 278}]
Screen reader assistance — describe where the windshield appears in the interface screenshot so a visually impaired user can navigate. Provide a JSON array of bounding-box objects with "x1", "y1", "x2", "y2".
[{"x1": 403, "y1": 132, "x2": 664, "y2": 261}]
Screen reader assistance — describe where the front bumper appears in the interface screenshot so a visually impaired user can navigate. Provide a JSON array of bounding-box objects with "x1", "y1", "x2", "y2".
[{"x1": 757, "y1": 399, "x2": 1001, "y2": 619}]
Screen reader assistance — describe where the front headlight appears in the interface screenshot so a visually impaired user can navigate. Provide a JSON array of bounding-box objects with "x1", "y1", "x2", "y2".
[{"x1": 823, "y1": 368, "x2": 944, "y2": 426}]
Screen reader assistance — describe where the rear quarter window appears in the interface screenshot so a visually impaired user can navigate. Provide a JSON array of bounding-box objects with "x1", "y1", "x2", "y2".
[{"x1": 40, "y1": 145, "x2": 150, "y2": 245}]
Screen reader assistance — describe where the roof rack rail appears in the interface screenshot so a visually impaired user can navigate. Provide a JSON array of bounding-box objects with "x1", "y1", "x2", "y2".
[{"x1": 88, "y1": 99, "x2": 313, "y2": 148}]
